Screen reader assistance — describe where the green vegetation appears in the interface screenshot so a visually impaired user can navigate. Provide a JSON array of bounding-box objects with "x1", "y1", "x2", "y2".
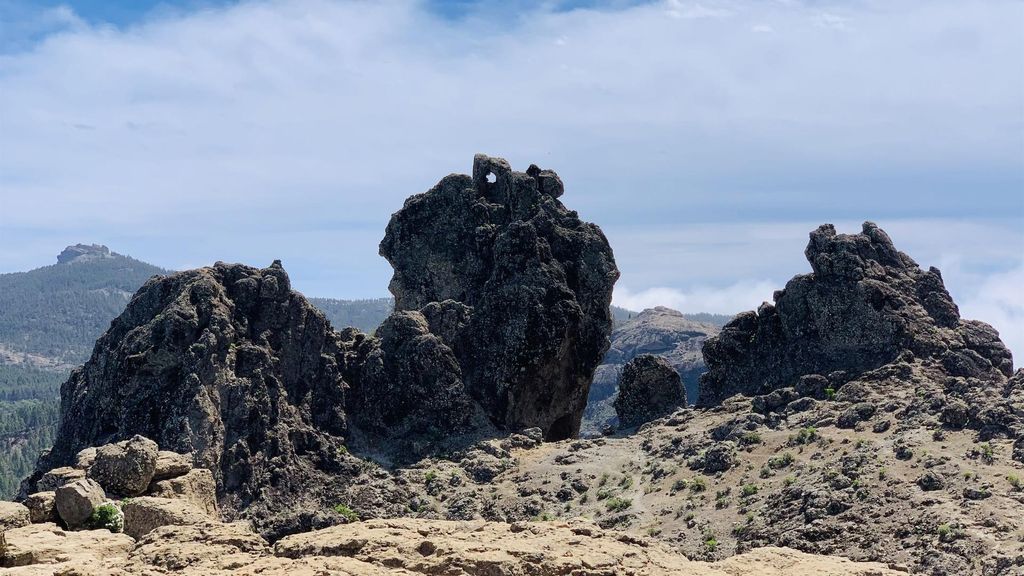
[
  {"x1": 1007, "y1": 474, "x2": 1023, "y2": 491},
  {"x1": 937, "y1": 523, "x2": 952, "y2": 537},
  {"x1": 0, "y1": 364, "x2": 65, "y2": 498},
  {"x1": 791, "y1": 427, "x2": 819, "y2": 445},
  {"x1": 605, "y1": 497, "x2": 632, "y2": 512},
  {"x1": 690, "y1": 477, "x2": 708, "y2": 492},
  {"x1": 671, "y1": 479, "x2": 687, "y2": 492},
  {"x1": 741, "y1": 483, "x2": 758, "y2": 497},
  {"x1": 824, "y1": 387, "x2": 836, "y2": 400},
  {"x1": 333, "y1": 503, "x2": 359, "y2": 522},
  {"x1": 738, "y1": 431, "x2": 762, "y2": 446},
  {"x1": 768, "y1": 452, "x2": 795, "y2": 469},
  {"x1": 87, "y1": 503, "x2": 123, "y2": 533},
  {"x1": 424, "y1": 470, "x2": 438, "y2": 484}
]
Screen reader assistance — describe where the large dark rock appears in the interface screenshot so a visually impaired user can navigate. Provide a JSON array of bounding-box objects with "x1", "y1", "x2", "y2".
[
  {"x1": 380, "y1": 154, "x2": 619, "y2": 440},
  {"x1": 22, "y1": 261, "x2": 356, "y2": 535},
  {"x1": 700, "y1": 222, "x2": 1014, "y2": 406},
  {"x1": 613, "y1": 355, "x2": 686, "y2": 428}
]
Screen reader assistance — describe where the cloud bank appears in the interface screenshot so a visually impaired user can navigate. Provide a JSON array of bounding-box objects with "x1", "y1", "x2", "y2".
[{"x1": 0, "y1": 0, "x2": 1021, "y2": 358}]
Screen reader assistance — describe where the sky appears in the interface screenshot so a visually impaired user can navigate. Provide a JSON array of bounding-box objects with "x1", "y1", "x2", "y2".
[{"x1": 0, "y1": 0, "x2": 1022, "y2": 356}]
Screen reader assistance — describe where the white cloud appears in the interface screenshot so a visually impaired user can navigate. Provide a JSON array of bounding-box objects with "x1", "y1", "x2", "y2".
[
  {"x1": 957, "y1": 266, "x2": 1024, "y2": 362},
  {"x1": 614, "y1": 280, "x2": 777, "y2": 314}
]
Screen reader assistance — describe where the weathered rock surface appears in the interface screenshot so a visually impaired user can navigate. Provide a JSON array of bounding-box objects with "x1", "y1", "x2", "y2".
[
  {"x1": 122, "y1": 496, "x2": 213, "y2": 539},
  {"x1": 152, "y1": 450, "x2": 192, "y2": 481},
  {"x1": 1, "y1": 516, "x2": 903, "y2": 576},
  {"x1": 87, "y1": 435, "x2": 158, "y2": 496},
  {"x1": 35, "y1": 467, "x2": 83, "y2": 492},
  {"x1": 54, "y1": 478, "x2": 105, "y2": 529},
  {"x1": 614, "y1": 354, "x2": 686, "y2": 428},
  {"x1": 148, "y1": 468, "x2": 218, "y2": 516},
  {"x1": 22, "y1": 492, "x2": 56, "y2": 524},
  {"x1": 380, "y1": 154, "x2": 619, "y2": 440},
  {"x1": 700, "y1": 222, "x2": 1014, "y2": 406},
  {"x1": 0, "y1": 522, "x2": 133, "y2": 569},
  {"x1": 0, "y1": 501, "x2": 31, "y2": 531},
  {"x1": 584, "y1": 307, "x2": 719, "y2": 434}
]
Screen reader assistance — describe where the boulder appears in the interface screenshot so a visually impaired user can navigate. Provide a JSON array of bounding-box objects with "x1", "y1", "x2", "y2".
[
  {"x1": 21, "y1": 492, "x2": 57, "y2": 524},
  {"x1": 122, "y1": 497, "x2": 213, "y2": 540},
  {"x1": 152, "y1": 450, "x2": 192, "y2": 481},
  {"x1": 87, "y1": 435, "x2": 159, "y2": 496},
  {"x1": 380, "y1": 154, "x2": 619, "y2": 440},
  {"x1": 54, "y1": 478, "x2": 106, "y2": 529},
  {"x1": 35, "y1": 467, "x2": 84, "y2": 492},
  {"x1": 74, "y1": 447, "x2": 97, "y2": 469},
  {"x1": 148, "y1": 469, "x2": 219, "y2": 516},
  {"x1": 614, "y1": 355, "x2": 686, "y2": 428},
  {"x1": 0, "y1": 501, "x2": 31, "y2": 532}
]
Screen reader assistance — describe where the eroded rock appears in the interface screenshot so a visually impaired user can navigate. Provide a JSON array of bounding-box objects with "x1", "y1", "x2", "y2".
[{"x1": 614, "y1": 354, "x2": 686, "y2": 428}]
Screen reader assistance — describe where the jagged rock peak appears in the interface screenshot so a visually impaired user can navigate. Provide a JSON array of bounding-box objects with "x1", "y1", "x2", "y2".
[
  {"x1": 57, "y1": 243, "x2": 112, "y2": 264},
  {"x1": 23, "y1": 260, "x2": 355, "y2": 536},
  {"x1": 699, "y1": 222, "x2": 1013, "y2": 406},
  {"x1": 380, "y1": 154, "x2": 620, "y2": 440}
]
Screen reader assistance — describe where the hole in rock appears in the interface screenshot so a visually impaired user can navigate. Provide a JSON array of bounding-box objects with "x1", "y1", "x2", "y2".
[{"x1": 486, "y1": 172, "x2": 496, "y2": 184}]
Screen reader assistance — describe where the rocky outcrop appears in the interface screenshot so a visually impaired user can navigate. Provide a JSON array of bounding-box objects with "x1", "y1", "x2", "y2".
[
  {"x1": 700, "y1": 222, "x2": 1014, "y2": 406},
  {"x1": 0, "y1": 501, "x2": 30, "y2": 531},
  {"x1": 380, "y1": 154, "x2": 619, "y2": 440},
  {"x1": 55, "y1": 243, "x2": 113, "y2": 264},
  {"x1": 614, "y1": 354, "x2": 686, "y2": 428},
  {"x1": 583, "y1": 307, "x2": 719, "y2": 434},
  {"x1": 54, "y1": 479, "x2": 105, "y2": 529},
  {"x1": 0, "y1": 515, "x2": 904, "y2": 575}
]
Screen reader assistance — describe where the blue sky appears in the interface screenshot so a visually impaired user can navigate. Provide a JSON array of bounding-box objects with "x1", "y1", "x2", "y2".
[{"x1": 0, "y1": 0, "x2": 1022, "y2": 355}]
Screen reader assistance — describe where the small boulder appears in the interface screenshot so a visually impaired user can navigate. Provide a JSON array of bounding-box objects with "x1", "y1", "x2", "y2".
[
  {"x1": 122, "y1": 497, "x2": 212, "y2": 539},
  {"x1": 0, "y1": 501, "x2": 31, "y2": 532},
  {"x1": 36, "y1": 466, "x2": 85, "y2": 492},
  {"x1": 55, "y1": 478, "x2": 106, "y2": 529},
  {"x1": 75, "y1": 447, "x2": 97, "y2": 469},
  {"x1": 917, "y1": 471, "x2": 945, "y2": 492},
  {"x1": 940, "y1": 400, "x2": 971, "y2": 429},
  {"x1": 703, "y1": 442, "x2": 737, "y2": 473},
  {"x1": 152, "y1": 451, "x2": 193, "y2": 481},
  {"x1": 88, "y1": 435, "x2": 159, "y2": 496},
  {"x1": 22, "y1": 492, "x2": 57, "y2": 524},
  {"x1": 148, "y1": 469, "x2": 218, "y2": 516},
  {"x1": 614, "y1": 355, "x2": 686, "y2": 428}
]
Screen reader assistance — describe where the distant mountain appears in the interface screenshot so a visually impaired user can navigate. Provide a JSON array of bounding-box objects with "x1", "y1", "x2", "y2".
[
  {"x1": 0, "y1": 244, "x2": 169, "y2": 367},
  {"x1": 611, "y1": 304, "x2": 731, "y2": 329},
  {"x1": 309, "y1": 297, "x2": 393, "y2": 334}
]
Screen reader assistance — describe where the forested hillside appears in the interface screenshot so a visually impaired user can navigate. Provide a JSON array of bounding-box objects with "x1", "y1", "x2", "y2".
[
  {"x1": 309, "y1": 297, "x2": 393, "y2": 333},
  {"x1": 0, "y1": 245, "x2": 168, "y2": 365},
  {"x1": 0, "y1": 364, "x2": 64, "y2": 498}
]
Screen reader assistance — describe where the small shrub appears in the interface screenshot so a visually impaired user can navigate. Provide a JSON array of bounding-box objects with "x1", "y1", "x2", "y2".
[
  {"x1": 937, "y1": 523, "x2": 952, "y2": 537},
  {"x1": 619, "y1": 476, "x2": 634, "y2": 489},
  {"x1": 333, "y1": 503, "x2": 359, "y2": 522},
  {"x1": 337, "y1": 445, "x2": 349, "y2": 456},
  {"x1": 769, "y1": 452, "x2": 795, "y2": 469},
  {"x1": 878, "y1": 467, "x2": 888, "y2": 480},
  {"x1": 1007, "y1": 474, "x2": 1023, "y2": 491},
  {"x1": 533, "y1": 512, "x2": 555, "y2": 521},
  {"x1": 596, "y1": 488, "x2": 614, "y2": 500},
  {"x1": 705, "y1": 536, "x2": 719, "y2": 551},
  {"x1": 87, "y1": 503, "x2": 123, "y2": 533},
  {"x1": 690, "y1": 477, "x2": 708, "y2": 493},
  {"x1": 741, "y1": 484, "x2": 758, "y2": 497},
  {"x1": 979, "y1": 442, "x2": 995, "y2": 464},
  {"x1": 793, "y1": 427, "x2": 819, "y2": 445},
  {"x1": 739, "y1": 432, "x2": 762, "y2": 446},
  {"x1": 599, "y1": 473, "x2": 609, "y2": 487},
  {"x1": 424, "y1": 470, "x2": 438, "y2": 484},
  {"x1": 824, "y1": 387, "x2": 836, "y2": 400},
  {"x1": 605, "y1": 497, "x2": 632, "y2": 512},
  {"x1": 672, "y1": 479, "x2": 688, "y2": 492},
  {"x1": 783, "y1": 475, "x2": 796, "y2": 486}
]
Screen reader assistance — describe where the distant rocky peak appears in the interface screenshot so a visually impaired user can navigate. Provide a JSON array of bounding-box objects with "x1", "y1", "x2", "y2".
[
  {"x1": 57, "y1": 244, "x2": 113, "y2": 264},
  {"x1": 804, "y1": 221, "x2": 917, "y2": 279}
]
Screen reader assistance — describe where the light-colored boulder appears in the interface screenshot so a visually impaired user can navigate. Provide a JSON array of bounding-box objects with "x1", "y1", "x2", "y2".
[
  {"x1": 121, "y1": 497, "x2": 210, "y2": 540},
  {"x1": 54, "y1": 478, "x2": 105, "y2": 529},
  {"x1": 153, "y1": 450, "x2": 192, "y2": 481},
  {"x1": 148, "y1": 468, "x2": 218, "y2": 516},
  {"x1": 88, "y1": 435, "x2": 159, "y2": 496},
  {"x1": 0, "y1": 501, "x2": 31, "y2": 532},
  {"x1": 0, "y1": 522, "x2": 132, "y2": 568},
  {"x1": 74, "y1": 447, "x2": 97, "y2": 469},
  {"x1": 22, "y1": 492, "x2": 57, "y2": 524},
  {"x1": 36, "y1": 466, "x2": 84, "y2": 492}
]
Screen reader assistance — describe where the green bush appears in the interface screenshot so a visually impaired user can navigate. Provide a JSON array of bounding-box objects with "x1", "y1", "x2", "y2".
[
  {"x1": 87, "y1": 503, "x2": 123, "y2": 533},
  {"x1": 690, "y1": 477, "x2": 708, "y2": 493},
  {"x1": 741, "y1": 484, "x2": 758, "y2": 497},
  {"x1": 333, "y1": 503, "x2": 359, "y2": 522},
  {"x1": 605, "y1": 497, "x2": 632, "y2": 512}
]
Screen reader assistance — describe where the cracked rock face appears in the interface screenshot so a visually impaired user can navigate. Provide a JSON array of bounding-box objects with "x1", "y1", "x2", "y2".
[
  {"x1": 699, "y1": 222, "x2": 1014, "y2": 406},
  {"x1": 380, "y1": 154, "x2": 620, "y2": 440}
]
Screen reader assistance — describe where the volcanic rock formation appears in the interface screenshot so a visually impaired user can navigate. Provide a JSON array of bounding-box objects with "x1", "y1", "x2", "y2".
[
  {"x1": 22, "y1": 155, "x2": 617, "y2": 538},
  {"x1": 614, "y1": 354, "x2": 686, "y2": 428},
  {"x1": 381, "y1": 154, "x2": 619, "y2": 440},
  {"x1": 700, "y1": 222, "x2": 1014, "y2": 407}
]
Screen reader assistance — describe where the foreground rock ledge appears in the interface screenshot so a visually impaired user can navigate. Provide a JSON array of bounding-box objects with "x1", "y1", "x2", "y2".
[{"x1": 2, "y1": 517, "x2": 904, "y2": 575}]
